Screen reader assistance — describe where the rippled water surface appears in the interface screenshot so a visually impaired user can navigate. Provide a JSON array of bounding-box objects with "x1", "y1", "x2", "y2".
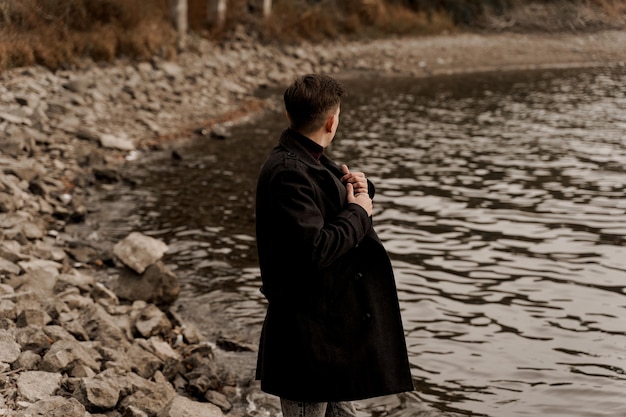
[{"x1": 95, "y1": 66, "x2": 626, "y2": 416}]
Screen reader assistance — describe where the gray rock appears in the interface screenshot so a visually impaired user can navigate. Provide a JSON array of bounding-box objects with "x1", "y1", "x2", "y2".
[
  {"x1": 55, "y1": 269, "x2": 97, "y2": 292},
  {"x1": 16, "y1": 370, "x2": 62, "y2": 402},
  {"x1": 100, "y1": 133, "x2": 136, "y2": 151},
  {"x1": 187, "y1": 370, "x2": 221, "y2": 396},
  {"x1": 59, "y1": 289, "x2": 95, "y2": 310},
  {"x1": 75, "y1": 376, "x2": 121, "y2": 411},
  {"x1": 216, "y1": 335, "x2": 256, "y2": 353},
  {"x1": 71, "y1": 363, "x2": 97, "y2": 378},
  {"x1": 43, "y1": 324, "x2": 76, "y2": 343},
  {"x1": 205, "y1": 390, "x2": 233, "y2": 413},
  {"x1": 157, "y1": 395, "x2": 224, "y2": 417},
  {"x1": 0, "y1": 329, "x2": 21, "y2": 363},
  {"x1": 63, "y1": 78, "x2": 90, "y2": 93},
  {"x1": 113, "y1": 232, "x2": 168, "y2": 274},
  {"x1": 0, "y1": 212, "x2": 30, "y2": 229},
  {"x1": 16, "y1": 325, "x2": 52, "y2": 353},
  {"x1": 56, "y1": 115, "x2": 81, "y2": 132},
  {"x1": 0, "y1": 257, "x2": 21, "y2": 275},
  {"x1": 97, "y1": 345, "x2": 133, "y2": 372},
  {"x1": 0, "y1": 191, "x2": 16, "y2": 212},
  {"x1": 211, "y1": 125, "x2": 231, "y2": 139},
  {"x1": 40, "y1": 339, "x2": 101, "y2": 373},
  {"x1": 91, "y1": 282, "x2": 120, "y2": 306},
  {"x1": 0, "y1": 240, "x2": 27, "y2": 262},
  {"x1": 17, "y1": 259, "x2": 62, "y2": 291},
  {"x1": 80, "y1": 303, "x2": 130, "y2": 348},
  {"x1": 112, "y1": 261, "x2": 180, "y2": 305},
  {"x1": 31, "y1": 239, "x2": 67, "y2": 263},
  {"x1": 158, "y1": 62, "x2": 184, "y2": 81},
  {"x1": 221, "y1": 80, "x2": 247, "y2": 95},
  {"x1": 134, "y1": 304, "x2": 172, "y2": 338},
  {"x1": 21, "y1": 220, "x2": 46, "y2": 239},
  {"x1": 0, "y1": 283, "x2": 14, "y2": 295},
  {"x1": 3, "y1": 158, "x2": 45, "y2": 182},
  {"x1": 21, "y1": 395, "x2": 87, "y2": 417},
  {"x1": 0, "y1": 299, "x2": 17, "y2": 320},
  {"x1": 118, "y1": 371, "x2": 176, "y2": 416},
  {"x1": 124, "y1": 405, "x2": 150, "y2": 417},
  {"x1": 63, "y1": 318, "x2": 91, "y2": 341},
  {"x1": 15, "y1": 92, "x2": 40, "y2": 109},
  {"x1": 0, "y1": 110, "x2": 31, "y2": 126},
  {"x1": 27, "y1": 178, "x2": 50, "y2": 199},
  {"x1": 126, "y1": 341, "x2": 163, "y2": 378},
  {"x1": 76, "y1": 128, "x2": 101, "y2": 142},
  {"x1": 147, "y1": 336, "x2": 181, "y2": 363},
  {"x1": 14, "y1": 350, "x2": 42, "y2": 370},
  {"x1": 16, "y1": 309, "x2": 51, "y2": 328},
  {"x1": 167, "y1": 310, "x2": 203, "y2": 345},
  {"x1": 0, "y1": 136, "x2": 31, "y2": 157},
  {"x1": 92, "y1": 166, "x2": 121, "y2": 183}
]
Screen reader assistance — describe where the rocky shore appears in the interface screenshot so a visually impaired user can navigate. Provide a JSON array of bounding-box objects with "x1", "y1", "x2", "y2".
[{"x1": 1, "y1": 28, "x2": 625, "y2": 416}]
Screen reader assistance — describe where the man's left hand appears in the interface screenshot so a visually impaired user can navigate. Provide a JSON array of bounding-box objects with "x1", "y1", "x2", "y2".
[{"x1": 341, "y1": 164, "x2": 369, "y2": 196}]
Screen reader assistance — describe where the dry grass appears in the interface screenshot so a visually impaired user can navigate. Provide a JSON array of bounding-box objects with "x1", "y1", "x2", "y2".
[
  {"x1": 0, "y1": 0, "x2": 623, "y2": 71},
  {"x1": 481, "y1": 0, "x2": 626, "y2": 32},
  {"x1": 0, "y1": 0, "x2": 176, "y2": 70},
  {"x1": 372, "y1": 4, "x2": 456, "y2": 36},
  {"x1": 259, "y1": 0, "x2": 456, "y2": 42},
  {"x1": 589, "y1": 0, "x2": 626, "y2": 17}
]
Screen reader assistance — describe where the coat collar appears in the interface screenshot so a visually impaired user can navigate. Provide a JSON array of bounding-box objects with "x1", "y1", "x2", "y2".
[
  {"x1": 279, "y1": 128, "x2": 329, "y2": 169},
  {"x1": 279, "y1": 128, "x2": 344, "y2": 175}
]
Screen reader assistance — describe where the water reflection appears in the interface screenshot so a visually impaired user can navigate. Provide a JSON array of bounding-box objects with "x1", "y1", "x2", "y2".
[
  {"x1": 94, "y1": 65, "x2": 626, "y2": 416},
  {"x1": 333, "y1": 67, "x2": 626, "y2": 416}
]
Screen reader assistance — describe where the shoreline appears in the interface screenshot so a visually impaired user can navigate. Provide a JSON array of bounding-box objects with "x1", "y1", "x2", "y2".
[
  {"x1": 155, "y1": 29, "x2": 626, "y2": 148},
  {"x1": 0, "y1": 29, "x2": 625, "y2": 416}
]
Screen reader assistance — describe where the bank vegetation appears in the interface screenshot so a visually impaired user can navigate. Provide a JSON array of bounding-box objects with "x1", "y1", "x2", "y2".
[{"x1": 0, "y1": 0, "x2": 624, "y2": 71}]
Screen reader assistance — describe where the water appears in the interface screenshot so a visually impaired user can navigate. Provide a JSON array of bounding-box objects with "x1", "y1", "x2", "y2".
[{"x1": 92, "y1": 65, "x2": 626, "y2": 416}]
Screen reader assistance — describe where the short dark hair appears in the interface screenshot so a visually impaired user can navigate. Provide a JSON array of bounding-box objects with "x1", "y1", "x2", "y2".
[{"x1": 284, "y1": 74, "x2": 346, "y2": 134}]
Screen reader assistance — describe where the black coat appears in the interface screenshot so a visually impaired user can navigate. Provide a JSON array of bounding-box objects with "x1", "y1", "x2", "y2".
[{"x1": 255, "y1": 128, "x2": 414, "y2": 402}]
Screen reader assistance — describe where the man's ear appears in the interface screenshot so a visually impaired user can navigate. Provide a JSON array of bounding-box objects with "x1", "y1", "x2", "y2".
[{"x1": 324, "y1": 114, "x2": 335, "y2": 133}]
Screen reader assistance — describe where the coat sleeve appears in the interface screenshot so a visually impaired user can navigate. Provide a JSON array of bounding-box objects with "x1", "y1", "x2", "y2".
[{"x1": 262, "y1": 167, "x2": 372, "y2": 270}]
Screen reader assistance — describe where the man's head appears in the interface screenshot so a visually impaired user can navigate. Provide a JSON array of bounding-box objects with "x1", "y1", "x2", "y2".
[{"x1": 284, "y1": 74, "x2": 346, "y2": 137}]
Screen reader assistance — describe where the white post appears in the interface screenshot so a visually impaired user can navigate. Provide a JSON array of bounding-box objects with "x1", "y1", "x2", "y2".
[
  {"x1": 0, "y1": 0, "x2": 11, "y2": 24},
  {"x1": 169, "y1": 0, "x2": 188, "y2": 49},
  {"x1": 262, "y1": 0, "x2": 272, "y2": 18},
  {"x1": 207, "y1": 0, "x2": 227, "y2": 27}
]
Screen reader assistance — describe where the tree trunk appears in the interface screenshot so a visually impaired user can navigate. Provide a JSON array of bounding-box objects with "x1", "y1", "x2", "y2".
[
  {"x1": 169, "y1": 0, "x2": 188, "y2": 49},
  {"x1": 263, "y1": 0, "x2": 272, "y2": 18},
  {"x1": 207, "y1": 0, "x2": 227, "y2": 27}
]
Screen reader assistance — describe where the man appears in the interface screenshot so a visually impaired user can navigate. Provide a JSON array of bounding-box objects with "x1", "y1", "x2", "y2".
[{"x1": 255, "y1": 74, "x2": 414, "y2": 417}]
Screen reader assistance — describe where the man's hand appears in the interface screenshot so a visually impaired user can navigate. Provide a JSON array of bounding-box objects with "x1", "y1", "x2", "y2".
[
  {"x1": 341, "y1": 164, "x2": 368, "y2": 195},
  {"x1": 343, "y1": 165, "x2": 372, "y2": 216}
]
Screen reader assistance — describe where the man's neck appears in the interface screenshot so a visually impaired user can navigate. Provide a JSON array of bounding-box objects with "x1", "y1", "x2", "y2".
[
  {"x1": 298, "y1": 129, "x2": 332, "y2": 148},
  {"x1": 289, "y1": 128, "x2": 324, "y2": 160}
]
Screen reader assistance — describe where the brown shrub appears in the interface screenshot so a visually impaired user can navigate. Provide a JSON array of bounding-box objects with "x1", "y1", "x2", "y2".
[
  {"x1": 373, "y1": 4, "x2": 455, "y2": 35},
  {"x1": 480, "y1": 0, "x2": 626, "y2": 32},
  {"x1": 0, "y1": 0, "x2": 623, "y2": 71},
  {"x1": 0, "y1": 0, "x2": 173, "y2": 70},
  {"x1": 588, "y1": 0, "x2": 626, "y2": 19},
  {"x1": 117, "y1": 21, "x2": 178, "y2": 60},
  {"x1": 259, "y1": 0, "x2": 455, "y2": 42},
  {"x1": 75, "y1": 24, "x2": 119, "y2": 62},
  {"x1": 0, "y1": 33, "x2": 35, "y2": 68}
]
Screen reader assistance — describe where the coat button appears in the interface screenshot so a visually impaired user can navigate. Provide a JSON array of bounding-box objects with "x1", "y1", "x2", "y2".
[{"x1": 354, "y1": 272, "x2": 363, "y2": 281}]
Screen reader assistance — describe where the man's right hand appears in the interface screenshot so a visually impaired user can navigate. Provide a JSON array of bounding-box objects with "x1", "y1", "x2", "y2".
[{"x1": 346, "y1": 182, "x2": 372, "y2": 216}]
